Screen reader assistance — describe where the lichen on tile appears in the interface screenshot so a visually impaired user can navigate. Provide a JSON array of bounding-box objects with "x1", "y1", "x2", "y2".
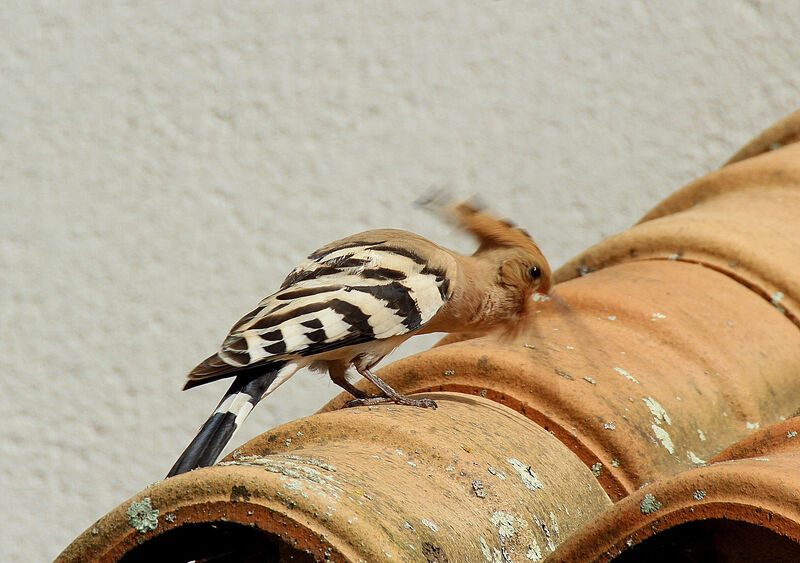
[
  {"x1": 687, "y1": 450, "x2": 706, "y2": 465},
  {"x1": 126, "y1": 497, "x2": 159, "y2": 533},
  {"x1": 506, "y1": 457, "x2": 543, "y2": 490},
  {"x1": 643, "y1": 397, "x2": 672, "y2": 425},
  {"x1": 614, "y1": 367, "x2": 640, "y2": 384},
  {"x1": 421, "y1": 518, "x2": 439, "y2": 533},
  {"x1": 771, "y1": 291, "x2": 786, "y2": 313},
  {"x1": 526, "y1": 539, "x2": 543, "y2": 561},
  {"x1": 651, "y1": 425, "x2": 675, "y2": 454},
  {"x1": 640, "y1": 493, "x2": 662, "y2": 514}
]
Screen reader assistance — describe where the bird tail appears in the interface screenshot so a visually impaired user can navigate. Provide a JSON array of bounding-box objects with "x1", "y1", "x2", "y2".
[{"x1": 166, "y1": 361, "x2": 298, "y2": 477}]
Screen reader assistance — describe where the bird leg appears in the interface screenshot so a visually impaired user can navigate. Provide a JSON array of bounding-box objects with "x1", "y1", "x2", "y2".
[
  {"x1": 328, "y1": 362, "x2": 369, "y2": 399},
  {"x1": 342, "y1": 366, "x2": 437, "y2": 409}
]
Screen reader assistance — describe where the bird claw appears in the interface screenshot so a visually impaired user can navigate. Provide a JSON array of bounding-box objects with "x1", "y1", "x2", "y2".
[{"x1": 343, "y1": 395, "x2": 438, "y2": 410}]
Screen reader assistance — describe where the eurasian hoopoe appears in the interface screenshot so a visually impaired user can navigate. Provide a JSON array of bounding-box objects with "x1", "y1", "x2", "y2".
[{"x1": 167, "y1": 200, "x2": 552, "y2": 477}]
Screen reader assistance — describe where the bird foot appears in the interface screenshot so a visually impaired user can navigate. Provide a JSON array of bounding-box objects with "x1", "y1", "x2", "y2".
[{"x1": 343, "y1": 395, "x2": 438, "y2": 409}]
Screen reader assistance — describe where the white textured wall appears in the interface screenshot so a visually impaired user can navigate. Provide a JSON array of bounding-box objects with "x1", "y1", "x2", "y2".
[{"x1": 1, "y1": 2, "x2": 797, "y2": 560}]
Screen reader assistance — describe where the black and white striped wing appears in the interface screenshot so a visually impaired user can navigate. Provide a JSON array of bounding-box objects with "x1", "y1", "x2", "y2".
[{"x1": 187, "y1": 232, "x2": 454, "y2": 384}]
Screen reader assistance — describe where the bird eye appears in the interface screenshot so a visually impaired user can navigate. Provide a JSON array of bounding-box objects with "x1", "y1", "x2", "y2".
[{"x1": 528, "y1": 265, "x2": 541, "y2": 280}]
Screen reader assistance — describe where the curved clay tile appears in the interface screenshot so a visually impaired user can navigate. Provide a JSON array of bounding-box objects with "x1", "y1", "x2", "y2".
[
  {"x1": 57, "y1": 393, "x2": 612, "y2": 562},
  {"x1": 556, "y1": 143, "x2": 800, "y2": 328},
  {"x1": 59, "y1": 110, "x2": 800, "y2": 560},
  {"x1": 710, "y1": 415, "x2": 800, "y2": 462},
  {"x1": 547, "y1": 417, "x2": 800, "y2": 562},
  {"x1": 723, "y1": 108, "x2": 800, "y2": 166},
  {"x1": 321, "y1": 257, "x2": 800, "y2": 501}
]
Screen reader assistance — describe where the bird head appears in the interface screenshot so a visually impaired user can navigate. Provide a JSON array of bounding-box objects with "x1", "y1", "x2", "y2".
[{"x1": 447, "y1": 199, "x2": 553, "y2": 298}]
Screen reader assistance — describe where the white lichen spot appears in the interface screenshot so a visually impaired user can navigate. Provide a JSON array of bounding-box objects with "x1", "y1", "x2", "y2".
[
  {"x1": 591, "y1": 462, "x2": 602, "y2": 476},
  {"x1": 126, "y1": 497, "x2": 159, "y2": 533},
  {"x1": 566, "y1": 345, "x2": 575, "y2": 350},
  {"x1": 285, "y1": 438, "x2": 292, "y2": 446},
  {"x1": 583, "y1": 376, "x2": 597, "y2": 385},
  {"x1": 771, "y1": 292, "x2": 786, "y2": 313},
  {"x1": 693, "y1": 490, "x2": 707, "y2": 501},
  {"x1": 788, "y1": 431, "x2": 798, "y2": 439},
  {"x1": 480, "y1": 537, "x2": 493, "y2": 562},
  {"x1": 407, "y1": 461, "x2": 417, "y2": 467},
  {"x1": 533, "y1": 293, "x2": 550, "y2": 302},
  {"x1": 746, "y1": 421, "x2": 760, "y2": 430},
  {"x1": 754, "y1": 457, "x2": 770, "y2": 462},
  {"x1": 652, "y1": 425, "x2": 675, "y2": 454},
  {"x1": 687, "y1": 451, "x2": 706, "y2": 465},
  {"x1": 443, "y1": 369, "x2": 455, "y2": 375},
  {"x1": 640, "y1": 493, "x2": 662, "y2": 514},
  {"x1": 607, "y1": 315, "x2": 616, "y2": 321},
  {"x1": 404, "y1": 521, "x2": 416, "y2": 532},
  {"x1": 285, "y1": 481, "x2": 303, "y2": 492},
  {"x1": 296, "y1": 431, "x2": 304, "y2": 437},
  {"x1": 549, "y1": 512, "x2": 560, "y2": 536},
  {"x1": 491, "y1": 511, "x2": 516, "y2": 538},
  {"x1": 524, "y1": 343, "x2": 536, "y2": 349},
  {"x1": 614, "y1": 367, "x2": 640, "y2": 384},
  {"x1": 506, "y1": 457, "x2": 544, "y2": 490},
  {"x1": 396, "y1": 449, "x2": 404, "y2": 456},
  {"x1": 611, "y1": 459, "x2": 620, "y2": 467},
  {"x1": 668, "y1": 253, "x2": 679, "y2": 260},
  {"x1": 526, "y1": 539, "x2": 543, "y2": 561},
  {"x1": 697, "y1": 429, "x2": 707, "y2": 441},
  {"x1": 643, "y1": 397, "x2": 672, "y2": 425},
  {"x1": 604, "y1": 421, "x2": 616, "y2": 430},
  {"x1": 445, "y1": 465, "x2": 455, "y2": 471},
  {"x1": 488, "y1": 466, "x2": 506, "y2": 480},
  {"x1": 383, "y1": 550, "x2": 393, "y2": 558},
  {"x1": 651, "y1": 312, "x2": 667, "y2": 321},
  {"x1": 421, "y1": 518, "x2": 439, "y2": 533}
]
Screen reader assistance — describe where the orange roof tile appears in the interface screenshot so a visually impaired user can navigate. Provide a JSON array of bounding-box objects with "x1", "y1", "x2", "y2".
[{"x1": 58, "y1": 109, "x2": 800, "y2": 561}]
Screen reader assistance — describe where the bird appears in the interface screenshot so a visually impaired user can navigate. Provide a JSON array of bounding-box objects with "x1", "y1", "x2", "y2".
[{"x1": 166, "y1": 199, "x2": 552, "y2": 477}]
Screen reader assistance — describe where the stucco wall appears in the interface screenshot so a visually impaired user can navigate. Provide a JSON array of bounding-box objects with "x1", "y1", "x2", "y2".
[{"x1": 1, "y1": 2, "x2": 797, "y2": 560}]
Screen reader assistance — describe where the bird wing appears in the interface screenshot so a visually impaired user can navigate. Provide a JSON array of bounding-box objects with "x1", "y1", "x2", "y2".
[{"x1": 185, "y1": 230, "x2": 455, "y2": 387}]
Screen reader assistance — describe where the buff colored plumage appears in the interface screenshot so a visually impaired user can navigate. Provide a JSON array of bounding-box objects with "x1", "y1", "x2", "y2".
[{"x1": 167, "y1": 199, "x2": 551, "y2": 477}]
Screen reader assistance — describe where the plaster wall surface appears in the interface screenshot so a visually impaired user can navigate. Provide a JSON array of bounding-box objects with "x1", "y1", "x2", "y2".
[{"x1": 1, "y1": 2, "x2": 798, "y2": 560}]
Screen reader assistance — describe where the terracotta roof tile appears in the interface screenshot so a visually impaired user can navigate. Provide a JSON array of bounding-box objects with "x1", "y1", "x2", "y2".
[
  {"x1": 58, "y1": 110, "x2": 800, "y2": 561},
  {"x1": 57, "y1": 393, "x2": 612, "y2": 561}
]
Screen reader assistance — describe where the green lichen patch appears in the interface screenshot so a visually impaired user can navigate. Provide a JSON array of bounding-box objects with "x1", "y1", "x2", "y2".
[
  {"x1": 771, "y1": 291, "x2": 786, "y2": 314},
  {"x1": 640, "y1": 493, "x2": 662, "y2": 514},
  {"x1": 126, "y1": 497, "x2": 159, "y2": 533}
]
